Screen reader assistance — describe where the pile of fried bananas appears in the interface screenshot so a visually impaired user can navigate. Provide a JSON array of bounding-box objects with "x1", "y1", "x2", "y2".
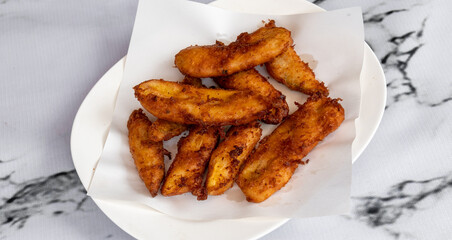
[{"x1": 127, "y1": 20, "x2": 344, "y2": 203}]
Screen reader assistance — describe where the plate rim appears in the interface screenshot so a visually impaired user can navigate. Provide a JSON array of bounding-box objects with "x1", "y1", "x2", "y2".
[{"x1": 70, "y1": 0, "x2": 386, "y2": 239}]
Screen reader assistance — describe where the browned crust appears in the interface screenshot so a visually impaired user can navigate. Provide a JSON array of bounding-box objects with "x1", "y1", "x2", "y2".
[
  {"x1": 265, "y1": 45, "x2": 329, "y2": 96},
  {"x1": 144, "y1": 76, "x2": 203, "y2": 142},
  {"x1": 127, "y1": 109, "x2": 165, "y2": 197},
  {"x1": 161, "y1": 126, "x2": 219, "y2": 200},
  {"x1": 206, "y1": 122, "x2": 262, "y2": 195},
  {"x1": 147, "y1": 119, "x2": 188, "y2": 142},
  {"x1": 175, "y1": 22, "x2": 292, "y2": 78},
  {"x1": 182, "y1": 76, "x2": 204, "y2": 87},
  {"x1": 236, "y1": 95, "x2": 344, "y2": 202},
  {"x1": 134, "y1": 80, "x2": 273, "y2": 126},
  {"x1": 214, "y1": 68, "x2": 289, "y2": 124}
]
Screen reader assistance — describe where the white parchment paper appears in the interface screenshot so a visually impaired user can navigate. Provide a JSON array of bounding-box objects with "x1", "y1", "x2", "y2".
[{"x1": 88, "y1": 0, "x2": 363, "y2": 220}]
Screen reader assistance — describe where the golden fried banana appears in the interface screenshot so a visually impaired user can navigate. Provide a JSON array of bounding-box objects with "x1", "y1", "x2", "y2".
[
  {"x1": 147, "y1": 118, "x2": 188, "y2": 142},
  {"x1": 215, "y1": 69, "x2": 289, "y2": 124},
  {"x1": 266, "y1": 46, "x2": 329, "y2": 96},
  {"x1": 174, "y1": 23, "x2": 292, "y2": 78},
  {"x1": 161, "y1": 126, "x2": 219, "y2": 200},
  {"x1": 237, "y1": 95, "x2": 344, "y2": 202},
  {"x1": 143, "y1": 76, "x2": 205, "y2": 142},
  {"x1": 127, "y1": 109, "x2": 165, "y2": 197},
  {"x1": 206, "y1": 122, "x2": 262, "y2": 196},
  {"x1": 134, "y1": 80, "x2": 272, "y2": 126},
  {"x1": 182, "y1": 76, "x2": 204, "y2": 87},
  {"x1": 144, "y1": 76, "x2": 204, "y2": 142}
]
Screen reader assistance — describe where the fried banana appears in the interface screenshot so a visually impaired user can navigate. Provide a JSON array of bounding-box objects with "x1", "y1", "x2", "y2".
[
  {"x1": 127, "y1": 109, "x2": 165, "y2": 197},
  {"x1": 182, "y1": 76, "x2": 204, "y2": 87},
  {"x1": 144, "y1": 76, "x2": 205, "y2": 142},
  {"x1": 265, "y1": 45, "x2": 329, "y2": 96},
  {"x1": 237, "y1": 95, "x2": 344, "y2": 203},
  {"x1": 206, "y1": 122, "x2": 262, "y2": 196},
  {"x1": 161, "y1": 126, "x2": 219, "y2": 200},
  {"x1": 144, "y1": 76, "x2": 206, "y2": 142},
  {"x1": 147, "y1": 118, "x2": 188, "y2": 142},
  {"x1": 175, "y1": 23, "x2": 292, "y2": 78},
  {"x1": 215, "y1": 69, "x2": 289, "y2": 124},
  {"x1": 134, "y1": 80, "x2": 272, "y2": 126}
]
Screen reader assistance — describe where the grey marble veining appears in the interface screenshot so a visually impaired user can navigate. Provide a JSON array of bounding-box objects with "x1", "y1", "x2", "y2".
[
  {"x1": 1, "y1": 0, "x2": 452, "y2": 239},
  {"x1": 353, "y1": 174, "x2": 452, "y2": 227},
  {"x1": 309, "y1": 0, "x2": 452, "y2": 109},
  {"x1": 260, "y1": 0, "x2": 452, "y2": 239},
  {"x1": 1, "y1": 171, "x2": 86, "y2": 230},
  {"x1": 0, "y1": 170, "x2": 133, "y2": 239}
]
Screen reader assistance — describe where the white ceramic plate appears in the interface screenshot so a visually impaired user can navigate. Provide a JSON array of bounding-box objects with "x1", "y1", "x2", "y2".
[{"x1": 70, "y1": 0, "x2": 386, "y2": 239}]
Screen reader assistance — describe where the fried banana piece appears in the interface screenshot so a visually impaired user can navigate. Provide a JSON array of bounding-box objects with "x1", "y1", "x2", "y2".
[
  {"x1": 127, "y1": 109, "x2": 165, "y2": 197},
  {"x1": 206, "y1": 122, "x2": 262, "y2": 195},
  {"x1": 134, "y1": 80, "x2": 272, "y2": 126},
  {"x1": 145, "y1": 76, "x2": 205, "y2": 142},
  {"x1": 237, "y1": 95, "x2": 344, "y2": 202},
  {"x1": 265, "y1": 46, "x2": 329, "y2": 96},
  {"x1": 144, "y1": 76, "x2": 204, "y2": 142},
  {"x1": 215, "y1": 69, "x2": 289, "y2": 124},
  {"x1": 147, "y1": 118, "x2": 188, "y2": 142},
  {"x1": 161, "y1": 126, "x2": 219, "y2": 200},
  {"x1": 175, "y1": 23, "x2": 292, "y2": 78},
  {"x1": 182, "y1": 76, "x2": 204, "y2": 87}
]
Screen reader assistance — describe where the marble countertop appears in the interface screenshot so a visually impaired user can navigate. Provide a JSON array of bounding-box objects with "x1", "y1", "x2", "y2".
[{"x1": 1, "y1": 0, "x2": 451, "y2": 239}]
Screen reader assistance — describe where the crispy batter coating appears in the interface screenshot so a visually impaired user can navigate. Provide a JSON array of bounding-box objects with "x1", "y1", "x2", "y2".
[
  {"x1": 206, "y1": 122, "x2": 262, "y2": 196},
  {"x1": 134, "y1": 80, "x2": 272, "y2": 126},
  {"x1": 215, "y1": 69, "x2": 289, "y2": 124},
  {"x1": 236, "y1": 95, "x2": 344, "y2": 203},
  {"x1": 161, "y1": 126, "x2": 219, "y2": 200},
  {"x1": 182, "y1": 76, "x2": 204, "y2": 87},
  {"x1": 265, "y1": 46, "x2": 329, "y2": 96},
  {"x1": 127, "y1": 109, "x2": 165, "y2": 197},
  {"x1": 147, "y1": 118, "x2": 188, "y2": 142},
  {"x1": 144, "y1": 76, "x2": 205, "y2": 142},
  {"x1": 174, "y1": 23, "x2": 292, "y2": 78}
]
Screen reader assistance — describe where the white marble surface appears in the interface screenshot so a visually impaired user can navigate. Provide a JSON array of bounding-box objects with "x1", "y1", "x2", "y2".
[{"x1": 1, "y1": 0, "x2": 451, "y2": 239}]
